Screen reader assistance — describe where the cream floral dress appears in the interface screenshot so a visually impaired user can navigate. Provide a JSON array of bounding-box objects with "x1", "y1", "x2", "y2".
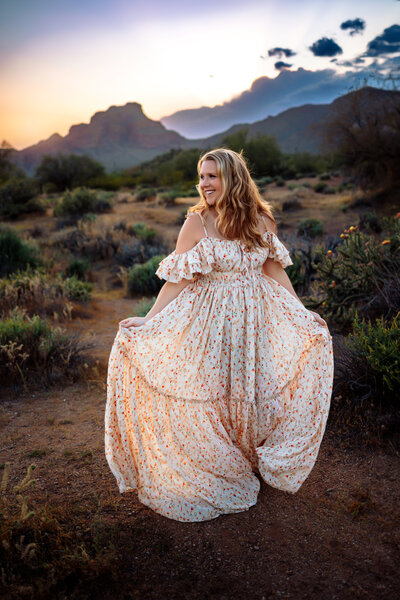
[{"x1": 105, "y1": 212, "x2": 333, "y2": 522}]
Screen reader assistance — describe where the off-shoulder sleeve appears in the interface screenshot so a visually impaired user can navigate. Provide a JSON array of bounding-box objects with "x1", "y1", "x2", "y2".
[
  {"x1": 266, "y1": 232, "x2": 293, "y2": 268},
  {"x1": 155, "y1": 239, "x2": 215, "y2": 283}
]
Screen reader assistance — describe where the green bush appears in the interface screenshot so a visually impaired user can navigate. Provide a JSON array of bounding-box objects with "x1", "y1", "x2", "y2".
[
  {"x1": 63, "y1": 276, "x2": 92, "y2": 302},
  {"x1": 332, "y1": 313, "x2": 400, "y2": 443},
  {"x1": 36, "y1": 153, "x2": 105, "y2": 191},
  {"x1": 130, "y1": 222, "x2": 157, "y2": 242},
  {"x1": 0, "y1": 177, "x2": 42, "y2": 219},
  {"x1": 64, "y1": 257, "x2": 89, "y2": 280},
  {"x1": 127, "y1": 255, "x2": 166, "y2": 295},
  {"x1": 324, "y1": 186, "x2": 336, "y2": 194},
  {"x1": 0, "y1": 227, "x2": 41, "y2": 277},
  {"x1": 54, "y1": 187, "x2": 112, "y2": 217},
  {"x1": 0, "y1": 309, "x2": 93, "y2": 384},
  {"x1": 285, "y1": 244, "x2": 320, "y2": 296},
  {"x1": 312, "y1": 182, "x2": 328, "y2": 193},
  {"x1": 134, "y1": 296, "x2": 156, "y2": 317},
  {"x1": 316, "y1": 219, "x2": 400, "y2": 325},
  {"x1": 319, "y1": 173, "x2": 331, "y2": 181},
  {"x1": 297, "y1": 218, "x2": 323, "y2": 238},
  {"x1": 158, "y1": 190, "x2": 179, "y2": 207},
  {"x1": 134, "y1": 187, "x2": 157, "y2": 202},
  {"x1": 349, "y1": 313, "x2": 400, "y2": 397}
]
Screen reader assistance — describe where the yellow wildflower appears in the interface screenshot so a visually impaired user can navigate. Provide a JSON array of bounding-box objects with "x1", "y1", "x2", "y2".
[{"x1": 381, "y1": 239, "x2": 391, "y2": 245}]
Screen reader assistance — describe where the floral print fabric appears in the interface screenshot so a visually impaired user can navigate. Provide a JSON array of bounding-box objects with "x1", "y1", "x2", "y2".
[{"x1": 105, "y1": 228, "x2": 333, "y2": 522}]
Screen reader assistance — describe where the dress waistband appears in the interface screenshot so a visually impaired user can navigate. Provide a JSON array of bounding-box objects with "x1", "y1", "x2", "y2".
[{"x1": 194, "y1": 272, "x2": 265, "y2": 287}]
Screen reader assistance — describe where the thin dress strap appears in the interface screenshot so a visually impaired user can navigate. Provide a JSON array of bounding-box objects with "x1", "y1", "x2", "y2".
[{"x1": 197, "y1": 212, "x2": 208, "y2": 238}]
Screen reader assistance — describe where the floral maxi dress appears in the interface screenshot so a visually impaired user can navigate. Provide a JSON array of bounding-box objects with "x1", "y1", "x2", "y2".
[{"x1": 105, "y1": 215, "x2": 334, "y2": 522}]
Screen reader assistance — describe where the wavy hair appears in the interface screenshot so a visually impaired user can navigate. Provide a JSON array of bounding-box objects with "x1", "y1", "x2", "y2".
[{"x1": 187, "y1": 148, "x2": 276, "y2": 249}]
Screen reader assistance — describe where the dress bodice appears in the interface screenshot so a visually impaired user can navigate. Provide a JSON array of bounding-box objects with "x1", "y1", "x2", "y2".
[{"x1": 155, "y1": 231, "x2": 292, "y2": 286}]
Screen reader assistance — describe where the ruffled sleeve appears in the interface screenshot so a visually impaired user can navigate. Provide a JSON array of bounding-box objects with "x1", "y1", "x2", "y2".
[
  {"x1": 265, "y1": 232, "x2": 293, "y2": 268},
  {"x1": 155, "y1": 239, "x2": 215, "y2": 283}
]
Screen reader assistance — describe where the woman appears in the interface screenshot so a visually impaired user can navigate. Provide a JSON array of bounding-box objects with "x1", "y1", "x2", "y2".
[{"x1": 105, "y1": 148, "x2": 333, "y2": 522}]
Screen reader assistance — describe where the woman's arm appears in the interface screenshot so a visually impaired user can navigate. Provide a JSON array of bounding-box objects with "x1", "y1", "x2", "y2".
[
  {"x1": 120, "y1": 214, "x2": 204, "y2": 328},
  {"x1": 263, "y1": 258, "x2": 303, "y2": 304},
  {"x1": 263, "y1": 258, "x2": 327, "y2": 327}
]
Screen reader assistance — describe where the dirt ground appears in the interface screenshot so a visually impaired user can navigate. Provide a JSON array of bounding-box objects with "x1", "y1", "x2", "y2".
[{"x1": 1, "y1": 186, "x2": 400, "y2": 599}]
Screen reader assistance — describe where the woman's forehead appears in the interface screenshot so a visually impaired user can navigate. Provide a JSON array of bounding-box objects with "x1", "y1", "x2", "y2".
[{"x1": 200, "y1": 159, "x2": 218, "y2": 174}]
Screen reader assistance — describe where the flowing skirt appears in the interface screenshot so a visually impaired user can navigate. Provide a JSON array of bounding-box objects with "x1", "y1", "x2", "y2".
[{"x1": 105, "y1": 276, "x2": 333, "y2": 522}]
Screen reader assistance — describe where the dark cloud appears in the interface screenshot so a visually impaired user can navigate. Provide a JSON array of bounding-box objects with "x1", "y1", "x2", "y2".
[
  {"x1": 275, "y1": 61, "x2": 292, "y2": 70},
  {"x1": 309, "y1": 37, "x2": 343, "y2": 57},
  {"x1": 365, "y1": 24, "x2": 400, "y2": 56},
  {"x1": 268, "y1": 47, "x2": 296, "y2": 58},
  {"x1": 335, "y1": 57, "x2": 366, "y2": 68},
  {"x1": 340, "y1": 18, "x2": 366, "y2": 36}
]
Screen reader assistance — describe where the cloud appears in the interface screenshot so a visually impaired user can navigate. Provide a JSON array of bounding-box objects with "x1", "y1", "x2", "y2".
[
  {"x1": 340, "y1": 18, "x2": 366, "y2": 36},
  {"x1": 268, "y1": 47, "x2": 296, "y2": 58},
  {"x1": 309, "y1": 37, "x2": 343, "y2": 57},
  {"x1": 335, "y1": 56, "x2": 366, "y2": 68},
  {"x1": 275, "y1": 61, "x2": 292, "y2": 70},
  {"x1": 365, "y1": 24, "x2": 400, "y2": 56}
]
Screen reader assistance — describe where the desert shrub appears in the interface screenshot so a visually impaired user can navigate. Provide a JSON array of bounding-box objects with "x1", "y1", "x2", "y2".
[
  {"x1": 282, "y1": 198, "x2": 303, "y2": 211},
  {"x1": 316, "y1": 219, "x2": 400, "y2": 325},
  {"x1": 285, "y1": 244, "x2": 321, "y2": 296},
  {"x1": 54, "y1": 187, "x2": 112, "y2": 218},
  {"x1": 130, "y1": 222, "x2": 157, "y2": 242},
  {"x1": 63, "y1": 276, "x2": 92, "y2": 302},
  {"x1": 134, "y1": 187, "x2": 157, "y2": 202},
  {"x1": 56, "y1": 228, "x2": 119, "y2": 260},
  {"x1": 297, "y1": 218, "x2": 323, "y2": 238},
  {"x1": 0, "y1": 309, "x2": 93, "y2": 384},
  {"x1": 0, "y1": 464, "x2": 128, "y2": 599},
  {"x1": 274, "y1": 176, "x2": 285, "y2": 187},
  {"x1": 255, "y1": 176, "x2": 274, "y2": 186},
  {"x1": 324, "y1": 186, "x2": 336, "y2": 194},
  {"x1": 64, "y1": 257, "x2": 89, "y2": 280},
  {"x1": 35, "y1": 153, "x2": 105, "y2": 191},
  {"x1": 358, "y1": 211, "x2": 382, "y2": 233},
  {"x1": 0, "y1": 269, "x2": 92, "y2": 318},
  {"x1": 332, "y1": 314, "x2": 400, "y2": 443},
  {"x1": 134, "y1": 296, "x2": 156, "y2": 317},
  {"x1": 127, "y1": 255, "x2": 166, "y2": 295},
  {"x1": 0, "y1": 227, "x2": 41, "y2": 277},
  {"x1": 301, "y1": 182, "x2": 311, "y2": 188},
  {"x1": 287, "y1": 183, "x2": 297, "y2": 191},
  {"x1": 158, "y1": 190, "x2": 179, "y2": 207},
  {"x1": 0, "y1": 177, "x2": 42, "y2": 219},
  {"x1": 312, "y1": 182, "x2": 328, "y2": 193},
  {"x1": 319, "y1": 173, "x2": 331, "y2": 181},
  {"x1": 179, "y1": 188, "x2": 199, "y2": 197}
]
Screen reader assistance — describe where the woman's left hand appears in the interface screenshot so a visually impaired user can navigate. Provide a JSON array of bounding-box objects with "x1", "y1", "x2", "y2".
[
  {"x1": 308, "y1": 310, "x2": 328, "y2": 328},
  {"x1": 119, "y1": 316, "x2": 148, "y2": 328}
]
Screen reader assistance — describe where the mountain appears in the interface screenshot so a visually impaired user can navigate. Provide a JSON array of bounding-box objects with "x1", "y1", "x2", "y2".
[
  {"x1": 196, "y1": 86, "x2": 400, "y2": 154},
  {"x1": 12, "y1": 87, "x2": 400, "y2": 174},
  {"x1": 15, "y1": 102, "x2": 187, "y2": 173},
  {"x1": 161, "y1": 67, "x2": 358, "y2": 139}
]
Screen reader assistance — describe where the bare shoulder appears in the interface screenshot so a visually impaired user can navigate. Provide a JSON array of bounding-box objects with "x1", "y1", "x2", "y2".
[
  {"x1": 175, "y1": 212, "x2": 205, "y2": 254},
  {"x1": 258, "y1": 213, "x2": 277, "y2": 235}
]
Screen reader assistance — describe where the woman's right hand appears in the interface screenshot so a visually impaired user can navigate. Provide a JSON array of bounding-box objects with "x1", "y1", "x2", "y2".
[{"x1": 119, "y1": 316, "x2": 148, "y2": 328}]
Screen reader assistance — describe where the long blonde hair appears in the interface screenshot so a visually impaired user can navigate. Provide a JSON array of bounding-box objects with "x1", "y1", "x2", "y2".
[{"x1": 187, "y1": 148, "x2": 276, "y2": 249}]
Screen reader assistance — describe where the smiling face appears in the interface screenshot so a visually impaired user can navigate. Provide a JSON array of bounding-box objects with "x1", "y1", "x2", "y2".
[{"x1": 199, "y1": 159, "x2": 223, "y2": 206}]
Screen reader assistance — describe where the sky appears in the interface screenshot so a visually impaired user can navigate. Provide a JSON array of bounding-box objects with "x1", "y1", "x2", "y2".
[{"x1": 0, "y1": 0, "x2": 399, "y2": 149}]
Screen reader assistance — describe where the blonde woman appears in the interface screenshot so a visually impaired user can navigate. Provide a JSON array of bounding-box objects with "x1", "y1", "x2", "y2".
[{"x1": 105, "y1": 148, "x2": 333, "y2": 522}]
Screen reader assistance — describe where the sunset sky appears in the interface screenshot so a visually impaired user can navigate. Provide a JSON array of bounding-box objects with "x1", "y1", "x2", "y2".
[{"x1": 0, "y1": 0, "x2": 399, "y2": 149}]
